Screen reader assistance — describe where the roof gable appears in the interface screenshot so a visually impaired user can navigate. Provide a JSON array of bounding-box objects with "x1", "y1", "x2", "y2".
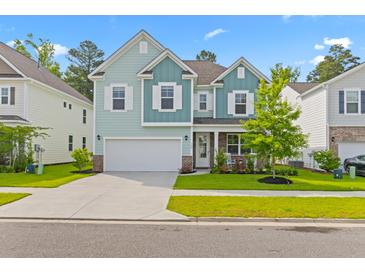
[
  {"x1": 137, "y1": 49, "x2": 197, "y2": 78},
  {"x1": 89, "y1": 30, "x2": 165, "y2": 78},
  {"x1": 287, "y1": 82, "x2": 319, "y2": 94},
  {"x1": 0, "y1": 42, "x2": 92, "y2": 105},
  {"x1": 183, "y1": 60, "x2": 226, "y2": 85},
  {"x1": 210, "y1": 57, "x2": 270, "y2": 85}
]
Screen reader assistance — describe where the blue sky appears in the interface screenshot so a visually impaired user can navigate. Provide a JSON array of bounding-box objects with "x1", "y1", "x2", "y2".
[{"x1": 1, "y1": 15, "x2": 365, "y2": 81}]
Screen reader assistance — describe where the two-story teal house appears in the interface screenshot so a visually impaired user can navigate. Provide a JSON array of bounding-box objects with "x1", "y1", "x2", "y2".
[{"x1": 89, "y1": 30, "x2": 270, "y2": 172}]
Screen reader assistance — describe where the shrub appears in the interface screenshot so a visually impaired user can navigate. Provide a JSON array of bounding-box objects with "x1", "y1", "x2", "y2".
[
  {"x1": 274, "y1": 166, "x2": 298, "y2": 176},
  {"x1": 0, "y1": 165, "x2": 15, "y2": 173},
  {"x1": 232, "y1": 158, "x2": 245, "y2": 174},
  {"x1": 313, "y1": 150, "x2": 340, "y2": 172},
  {"x1": 212, "y1": 149, "x2": 228, "y2": 174},
  {"x1": 244, "y1": 154, "x2": 255, "y2": 174},
  {"x1": 71, "y1": 148, "x2": 92, "y2": 172}
]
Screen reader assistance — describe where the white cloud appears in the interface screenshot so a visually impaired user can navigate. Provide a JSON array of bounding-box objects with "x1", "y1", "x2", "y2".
[
  {"x1": 204, "y1": 28, "x2": 227, "y2": 40},
  {"x1": 314, "y1": 44, "x2": 325, "y2": 50},
  {"x1": 53, "y1": 44, "x2": 69, "y2": 56},
  {"x1": 282, "y1": 15, "x2": 292, "y2": 23},
  {"x1": 6, "y1": 40, "x2": 16, "y2": 47},
  {"x1": 310, "y1": 55, "x2": 325, "y2": 65},
  {"x1": 323, "y1": 37, "x2": 352, "y2": 49}
]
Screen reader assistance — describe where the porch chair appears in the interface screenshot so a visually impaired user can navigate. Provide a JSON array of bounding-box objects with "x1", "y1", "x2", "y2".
[{"x1": 225, "y1": 153, "x2": 236, "y2": 169}]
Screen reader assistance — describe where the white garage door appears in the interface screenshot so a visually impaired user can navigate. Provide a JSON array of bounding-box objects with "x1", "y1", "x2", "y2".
[
  {"x1": 338, "y1": 142, "x2": 365, "y2": 165},
  {"x1": 104, "y1": 138, "x2": 181, "y2": 171}
]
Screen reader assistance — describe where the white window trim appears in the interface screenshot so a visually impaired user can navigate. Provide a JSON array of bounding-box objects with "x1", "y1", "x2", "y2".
[
  {"x1": 198, "y1": 91, "x2": 209, "y2": 112},
  {"x1": 111, "y1": 83, "x2": 128, "y2": 112},
  {"x1": 237, "y1": 67, "x2": 245, "y2": 79},
  {"x1": 232, "y1": 90, "x2": 249, "y2": 117},
  {"x1": 0, "y1": 86, "x2": 10, "y2": 105},
  {"x1": 226, "y1": 134, "x2": 251, "y2": 156},
  {"x1": 344, "y1": 88, "x2": 361, "y2": 115},
  {"x1": 158, "y1": 82, "x2": 177, "y2": 112},
  {"x1": 139, "y1": 41, "x2": 148, "y2": 54}
]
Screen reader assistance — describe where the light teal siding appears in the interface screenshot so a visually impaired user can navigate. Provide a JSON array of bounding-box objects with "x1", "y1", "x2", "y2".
[
  {"x1": 144, "y1": 57, "x2": 191, "y2": 123},
  {"x1": 94, "y1": 40, "x2": 192, "y2": 156},
  {"x1": 193, "y1": 87, "x2": 214, "y2": 118},
  {"x1": 216, "y1": 64, "x2": 259, "y2": 118}
]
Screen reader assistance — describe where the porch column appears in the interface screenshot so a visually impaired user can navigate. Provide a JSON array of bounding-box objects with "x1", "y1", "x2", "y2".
[{"x1": 213, "y1": 131, "x2": 219, "y2": 159}]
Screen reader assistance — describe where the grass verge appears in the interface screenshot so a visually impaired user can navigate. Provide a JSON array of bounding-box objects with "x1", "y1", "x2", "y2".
[
  {"x1": 168, "y1": 196, "x2": 365, "y2": 219},
  {"x1": 0, "y1": 193, "x2": 30, "y2": 206}
]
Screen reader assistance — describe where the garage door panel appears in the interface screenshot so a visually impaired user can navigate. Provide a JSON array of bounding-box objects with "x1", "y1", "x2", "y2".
[
  {"x1": 338, "y1": 142, "x2": 365, "y2": 165},
  {"x1": 105, "y1": 139, "x2": 181, "y2": 171}
]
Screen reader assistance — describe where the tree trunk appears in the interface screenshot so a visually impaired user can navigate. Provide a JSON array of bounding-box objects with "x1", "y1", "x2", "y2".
[{"x1": 271, "y1": 156, "x2": 276, "y2": 179}]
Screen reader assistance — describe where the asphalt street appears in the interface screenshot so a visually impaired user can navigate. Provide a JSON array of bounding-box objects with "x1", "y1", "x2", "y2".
[{"x1": 1, "y1": 220, "x2": 365, "y2": 257}]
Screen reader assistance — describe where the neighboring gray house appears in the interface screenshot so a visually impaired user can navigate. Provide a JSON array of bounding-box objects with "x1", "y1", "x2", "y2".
[
  {"x1": 0, "y1": 42, "x2": 93, "y2": 164},
  {"x1": 282, "y1": 63, "x2": 365, "y2": 168},
  {"x1": 89, "y1": 30, "x2": 270, "y2": 172}
]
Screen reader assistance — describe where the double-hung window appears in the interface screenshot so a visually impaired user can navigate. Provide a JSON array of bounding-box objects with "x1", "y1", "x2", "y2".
[
  {"x1": 83, "y1": 109, "x2": 87, "y2": 124},
  {"x1": 199, "y1": 93, "x2": 207, "y2": 111},
  {"x1": 235, "y1": 93, "x2": 247, "y2": 115},
  {"x1": 161, "y1": 86, "x2": 174, "y2": 110},
  {"x1": 112, "y1": 86, "x2": 125, "y2": 110},
  {"x1": 227, "y1": 134, "x2": 251, "y2": 155},
  {"x1": 345, "y1": 90, "x2": 360, "y2": 114},
  {"x1": 68, "y1": 135, "x2": 73, "y2": 152},
  {"x1": 1, "y1": 87, "x2": 9, "y2": 105}
]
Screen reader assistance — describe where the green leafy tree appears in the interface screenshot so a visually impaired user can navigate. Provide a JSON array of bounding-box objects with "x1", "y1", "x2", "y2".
[
  {"x1": 196, "y1": 50, "x2": 217, "y2": 63},
  {"x1": 242, "y1": 65, "x2": 307, "y2": 178},
  {"x1": 12, "y1": 34, "x2": 62, "y2": 78},
  {"x1": 64, "y1": 40, "x2": 104, "y2": 100},
  {"x1": 271, "y1": 63, "x2": 300, "y2": 82},
  {"x1": 70, "y1": 148, "x2": 93, "y2": 172},
  {"x1": 0, "y1": 123, "x2": 48, "y2": 172},
  {"x1": 307, "y1": 44, "x2": 361, "y2": 82},
  {"x1": 313, "y1": 150, "x2": 341, "y2": 172}
]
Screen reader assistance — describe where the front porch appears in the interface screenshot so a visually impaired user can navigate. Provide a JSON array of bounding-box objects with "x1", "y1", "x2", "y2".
[{"x1": 192, "y1": 131, "x2": 250, "y2": 169}]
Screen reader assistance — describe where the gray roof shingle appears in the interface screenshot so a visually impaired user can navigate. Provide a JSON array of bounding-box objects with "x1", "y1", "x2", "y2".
[
  {"x1": 287, "y1": 82, "x2": 320, "y2": 94},
  {"x1": 0, "y1": 42, "x2": 92, "y2": 105},
  {"x1": 183, "y1": 60, "x2": 226, "y2": 85}
]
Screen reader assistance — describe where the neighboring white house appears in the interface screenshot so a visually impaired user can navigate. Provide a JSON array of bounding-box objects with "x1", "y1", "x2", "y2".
[
  {"x1": 0, "y1": 42, "x2": 93, "y2": 164},
  {"x1": 282, "y1": 64, "x2": 365, "y2": 168}
]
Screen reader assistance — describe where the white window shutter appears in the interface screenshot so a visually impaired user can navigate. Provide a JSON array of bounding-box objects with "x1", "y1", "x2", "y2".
[
  {"x1": 247, "y1": 92, "x2": 255, "y2": 115},
  {"x1": 152, "y1": 85, "x2": 160, "y2": 110},
  {"x1": 125, "y1": 86, "x2": 133, "y2": 111},
  {"x1": 207, "y1": 93, "x2": 213, "y2": 110},
  {"x1": 174, "y1": 85, "x2": 183, "y2": 110},
  {"x1": 227, "y1": 92, "x2": 235, "y2": 115},
  {"x1": 104, "y1": 86, "x2": 112, "y2": 111},
  {"x1": 194, "y1": 93, "x2": 199, "y2": 110}
]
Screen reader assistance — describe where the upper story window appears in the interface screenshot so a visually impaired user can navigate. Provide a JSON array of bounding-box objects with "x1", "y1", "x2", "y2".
[
  {"x1": 227, "y1": 134, "x2": 251, "y2": 155},
  {"x1": 199, "y1": 93, "x2": 207, "y2": 111},
  {"x1": 63, "y1": 101, "x2": 67, "y2": 108},
  {"x1": 139, "y1": 41, "x2": 148, "y2": 54},
  {"x1": 161, "y1": 86, "x2": 174, "y2": 110},
  {"x1": 345, "y1": 90, "x2": 360, "y2": 114},
  {"x1": 237, "y1": 67, "x2": 245, "y2": 79},
  {"x1": 1, "y1": 87, "x2": 9, "y2": 105},
  {"x1": 83, "y1": 109, "x2": 87, "y2": 124},
  {"x1": 235, "y1": 93, "x2": 247, "y2": 115},
  {"x1": 112, "y1": 86, "x2": 125, "y2": 110},
  {"x1": 69, "y1": 103, "x2": 72, "y2": 110}
]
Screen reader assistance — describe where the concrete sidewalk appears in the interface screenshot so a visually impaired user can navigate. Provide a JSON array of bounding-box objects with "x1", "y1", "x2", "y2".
[
  {"x1": 172, "y1": 189, "x2": 365, "y2": 197},
  {"x1": 0, "y1": 172, "x2": 187, "y2": 220}
]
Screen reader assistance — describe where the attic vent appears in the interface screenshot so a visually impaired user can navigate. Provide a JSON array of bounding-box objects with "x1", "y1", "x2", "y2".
[{"x1": 139, "y1": 41, "x2": 148, "y2": 54}]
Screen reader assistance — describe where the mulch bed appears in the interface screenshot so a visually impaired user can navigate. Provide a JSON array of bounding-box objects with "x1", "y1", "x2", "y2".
[
  {"x1": 71, "y1": 169, "x2": 93, "y2": 174},
  {"x1": 258, "y1": 176, "x2": 293, "y2": 185}
]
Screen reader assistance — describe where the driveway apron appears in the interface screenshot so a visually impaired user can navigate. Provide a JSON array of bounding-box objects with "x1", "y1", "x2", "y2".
[{"x1": 0, "y1": 172, "x2": 187, "y2": 220}]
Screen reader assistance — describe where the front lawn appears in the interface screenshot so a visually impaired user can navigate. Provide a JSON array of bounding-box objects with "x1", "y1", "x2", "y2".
[
  {"x1": 168, "y1": 196, "x2": 365, "y2": 219},
  {"x1": 0, "y1": 163, "x2": 93, "y2": 188},
  {"x1": 0, "y1": 193, "x2": 30, "y2": 206},
  {"x1": 175, "y1": 169, "x2": 365, "y2": 191}
]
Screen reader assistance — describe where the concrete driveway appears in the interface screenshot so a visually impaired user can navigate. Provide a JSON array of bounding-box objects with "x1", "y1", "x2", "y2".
[{"x1": 0, "y1": 172, "x2": 187, "y2": 220}]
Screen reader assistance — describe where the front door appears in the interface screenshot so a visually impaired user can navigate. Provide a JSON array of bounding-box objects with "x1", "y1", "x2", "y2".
[{"x1": 196, "y1": 133, "x2": 210, "y2": 167}]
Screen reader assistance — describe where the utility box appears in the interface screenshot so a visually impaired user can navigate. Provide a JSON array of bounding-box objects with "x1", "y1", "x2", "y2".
[
  {"x1": 333, "y1": 169, "x2": 343, "y2": 179},
  {"x1": 349, "y1": 166, "x2": 356, "y2": 179}
]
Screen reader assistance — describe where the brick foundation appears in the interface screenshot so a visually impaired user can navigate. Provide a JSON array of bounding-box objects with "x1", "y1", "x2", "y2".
[
  {"x1": 329, "y1": 126, "x2": 365, "y2": 155},
  {"x1": 93, "y1": 155, "x2": 104, "y2": 172},
  {"x1": 181, "y1": 156, "x2": 193, "y2": 172}
]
